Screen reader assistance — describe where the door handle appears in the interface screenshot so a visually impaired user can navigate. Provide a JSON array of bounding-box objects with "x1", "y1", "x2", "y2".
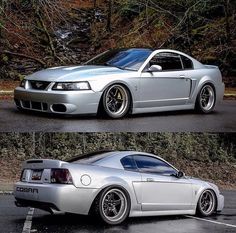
[
  {"x1": 146, "y1": 178, "x2": 154, "y2": 182},
  {"x1": 179, "y1": 75, "x2": 185, "y2": 79}
]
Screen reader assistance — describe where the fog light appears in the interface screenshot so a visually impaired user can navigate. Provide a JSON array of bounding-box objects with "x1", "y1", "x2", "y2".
[{"x1": 52, "y1": 104, "x2": 67, "y2": 113}]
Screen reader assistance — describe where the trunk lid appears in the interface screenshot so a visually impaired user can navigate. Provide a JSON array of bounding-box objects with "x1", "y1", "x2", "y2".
[{"x1": 21, "y1": 159, "x2": 68, "y2": 184}]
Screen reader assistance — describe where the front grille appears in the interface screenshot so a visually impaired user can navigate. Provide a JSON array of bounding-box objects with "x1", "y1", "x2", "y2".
[
  {"x1": 29, "y1": 80, "x2": 51, "y2": 90},
  {"x1": 19, "y1": 100, "x2": 48, "y2": 111},
  {"x1": 31, "y1": 101, "x2": 41, "y2": 110},
  {"x1": 14, "y1": 99, "x2": 21, "y2": 107},
  {"x1": 22, "y1": 100, "x2": 30, "y2": 108}
]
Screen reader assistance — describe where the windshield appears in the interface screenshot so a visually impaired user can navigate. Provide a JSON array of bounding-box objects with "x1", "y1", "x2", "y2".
[{"x1": 85, "y1": 48, "x2": 153, "y2": 71}]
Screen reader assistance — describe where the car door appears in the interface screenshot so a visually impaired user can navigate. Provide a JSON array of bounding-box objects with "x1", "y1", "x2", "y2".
[
  {"x1": 133, "y1": 155, "x2": 193, "y2": 212},
  {"x1": 139, "y1": 52, "x2": 192, "y2": 108}
]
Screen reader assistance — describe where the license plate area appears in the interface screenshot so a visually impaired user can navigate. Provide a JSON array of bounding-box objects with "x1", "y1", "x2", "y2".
[{"x1": 31, "y1": 169, "x2": 43, "y2": 181}]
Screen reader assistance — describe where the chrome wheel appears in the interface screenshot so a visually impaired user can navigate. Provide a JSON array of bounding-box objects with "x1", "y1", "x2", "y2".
[
  {"x1": 103, "y1": 84, "x2": 130, "y2": 118},
  {"x1": 199, "y1": 85, "x2": 215, "y2": 112},
  {"x1": 101, "y1": 188, "x2": 128, "y2": 223},
  {"x1": 198, "y1": 190, "x2": 216, "y2": 216}
]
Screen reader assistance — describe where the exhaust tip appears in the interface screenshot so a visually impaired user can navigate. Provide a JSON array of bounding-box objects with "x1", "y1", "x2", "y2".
[{"x1": 15, "y1": 200, "x2": 27, "y2": 207}]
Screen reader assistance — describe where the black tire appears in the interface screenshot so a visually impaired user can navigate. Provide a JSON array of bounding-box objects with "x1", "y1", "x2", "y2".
[
  {"x1": 195, "y1": 84, "x2": 216, "y2": 113},
  {"x1": 196, "y1": 189, "x2": 216, "y2": 217},
  {"x1": 17, "y1": 106, "x2": 23, "y2": 111},
  {"x1": 102, "y1": 84, "x2": 131, "y2": 119},
  {"x1": 94, "y1": 186, "x2": 131, "y2": 225}
]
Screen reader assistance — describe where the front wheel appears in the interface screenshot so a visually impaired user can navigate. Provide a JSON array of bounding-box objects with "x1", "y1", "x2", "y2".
[
  {"x1": 95, "y1": 187, "x2": 130, "y2": 225},
  {"x1": 102, "y1": 84, "x2": 131, "y2": 118},
  {"x1": 195, "y1": 84, "x2": 216, "y2": 113},
  {"x1": 196, "y1": 189, "x2": 216, "y2": 217}
]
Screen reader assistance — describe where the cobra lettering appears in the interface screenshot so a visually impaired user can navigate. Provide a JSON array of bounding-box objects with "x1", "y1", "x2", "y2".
[{"x1": 16, "y1": 187, "x2": 38, "y2": 194}]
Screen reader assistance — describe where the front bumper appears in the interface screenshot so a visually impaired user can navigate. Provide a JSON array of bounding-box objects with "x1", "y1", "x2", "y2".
[
  {"x1": 14, "y1": 87, "x2": 102, "y2": 115},
  {"x1": 217, "y1": 194, "x2": 224, "y2": 211},
  {"x1": 14, "y1": 182, "x2": 98, "y2": 215},
  {"x1": 216, "y1": 83, "x2": 225, "y2": 104}
]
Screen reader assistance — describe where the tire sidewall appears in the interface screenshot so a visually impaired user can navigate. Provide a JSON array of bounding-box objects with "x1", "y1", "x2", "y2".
[
  {"x1": 197, "y1": 189, "x2": 216, "y2": 217},
  {"x1": 98, "y1": 186, "x2": 131, "y2": 225},
  {"x1": 196, "y1": 84, "x2": 216, "y2": 113},
  {"x1": 102, "y1": 84, "x2": 131, "y2": 119}
]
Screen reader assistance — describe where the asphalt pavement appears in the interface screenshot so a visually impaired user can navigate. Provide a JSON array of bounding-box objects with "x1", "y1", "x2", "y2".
[
  {"x1": 0, "y1": 190, "x2": 236, "y2": 233},
  {"x1": 0, "y1": 100, "x2": 236, "y2": 132}
]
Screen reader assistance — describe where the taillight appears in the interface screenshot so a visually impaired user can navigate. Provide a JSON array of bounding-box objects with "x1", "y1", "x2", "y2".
[{"x1": 51, "y1": 169, "x2": 73, "y2": 184}]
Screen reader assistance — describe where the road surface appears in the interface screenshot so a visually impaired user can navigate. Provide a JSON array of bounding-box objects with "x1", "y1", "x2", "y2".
[
  {"x1": 0, "y1": 100, "x2": 236, "y2": 132},
  {"x1": 0, "y1": 190, "x2": 235, "y2": 233}
]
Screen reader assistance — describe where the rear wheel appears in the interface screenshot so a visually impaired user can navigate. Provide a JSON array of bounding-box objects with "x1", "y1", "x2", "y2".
[
  {"x1": 102, "y1": 84, "x2": 131, "y2": 118},
  {"x1": 197, "y1": 189, "x2": 216, "y2": 217},
  {"x1": 195, "y1": 84, "x2": 216, "y2": 113},
  {"x1": 95, "y1": 187, "x2": 130, "y2": 225}
]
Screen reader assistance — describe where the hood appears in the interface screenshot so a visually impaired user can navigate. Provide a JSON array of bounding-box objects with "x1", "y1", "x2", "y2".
[
  {"x1": 186, "y1": 176, "x2": 207, "y2": 185},
  {"x1": 25, "y1": 65, "x2": 134, "y2": 82}
]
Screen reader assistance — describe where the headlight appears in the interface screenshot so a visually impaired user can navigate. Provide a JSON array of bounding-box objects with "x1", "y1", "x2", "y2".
[
  {"x1": 20, "y1": 79, "x2": 26, "y2": 88},
  {"x1": 52, "y1": 82, "x2": 91, "y2": 90}
]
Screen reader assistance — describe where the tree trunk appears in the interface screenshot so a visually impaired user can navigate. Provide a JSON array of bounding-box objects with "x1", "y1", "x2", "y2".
[
  {"x1": 224, "y1": 0, "x2": 231, "y2": 44},
  {"x1": 106, "y1": 0, "x2": 112, "y2": 32},
  {"x1": 93, "y1": 0, "x2": 97, "y2": 9},
  {"x1": 93, "y1": 0, "x2": 97, "y2": 20},
  {"x1": 186, "y1": 14, "x2": 192, "y2": 55}
]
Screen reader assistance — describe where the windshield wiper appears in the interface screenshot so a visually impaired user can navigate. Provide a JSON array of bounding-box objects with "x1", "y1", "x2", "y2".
[{"x1": 104, "y1": 63, "x2": 125, "y2": 70}]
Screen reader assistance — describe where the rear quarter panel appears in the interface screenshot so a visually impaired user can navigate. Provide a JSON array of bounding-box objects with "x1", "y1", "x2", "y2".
[
  {"x1": 187, "y1": 67, "x2": 224, "y2": 105},
  {"x1": 64, "y1": 163, "x2": 142, "y2": 213}
]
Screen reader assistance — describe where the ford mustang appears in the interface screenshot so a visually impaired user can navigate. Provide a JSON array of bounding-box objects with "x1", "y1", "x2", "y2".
[
  {"x1": 14, "y1": 151, "x2": 224, "y2": 225},
  {"x1": 14, "y1": 48, "x2": 224, "y2": 118}
]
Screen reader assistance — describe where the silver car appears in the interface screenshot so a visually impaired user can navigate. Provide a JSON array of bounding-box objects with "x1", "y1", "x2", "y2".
[
  {"x1": 14, "y1": 151, "x2": 224, "y2": 225},
  {"x1": 14, "y1": 48, "x2": 224, "y2": 118}
]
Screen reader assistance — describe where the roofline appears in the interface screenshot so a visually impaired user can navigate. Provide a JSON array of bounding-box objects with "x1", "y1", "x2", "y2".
[{"x1": 66, "y1": 149, "x2": 136, "y2": 162}]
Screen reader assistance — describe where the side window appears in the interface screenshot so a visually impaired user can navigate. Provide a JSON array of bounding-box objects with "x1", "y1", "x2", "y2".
[
  {"x1": 149, "y1": 52, "x2": 183, "y2": 71},
  {"x1": 120, "y1": 156, "x2": 137, "y2": 171},
  {"x1": 133, "y1": 155, "x2": 176, "y2": 175},
  {"x1": 181, "y1": 55, "x2": 193, "y2": 69}
]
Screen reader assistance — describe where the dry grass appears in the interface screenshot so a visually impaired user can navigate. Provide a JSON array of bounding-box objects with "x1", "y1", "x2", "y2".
[
  {"x1": 0, "y1": 81, "x2": 20, "y2": 91},
  {"x1": 62, "y1": 0, "x2": 105, "y2": 9}
]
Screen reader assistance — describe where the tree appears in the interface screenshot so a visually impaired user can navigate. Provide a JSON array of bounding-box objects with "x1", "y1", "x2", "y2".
[{"x1": 106, "y1": 0, "x2": 112, "y2": 31}]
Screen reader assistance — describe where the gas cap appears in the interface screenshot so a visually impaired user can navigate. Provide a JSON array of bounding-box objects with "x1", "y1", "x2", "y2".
[{"x1": 80, "y1": 174, "x2": 91, "y2": 186}]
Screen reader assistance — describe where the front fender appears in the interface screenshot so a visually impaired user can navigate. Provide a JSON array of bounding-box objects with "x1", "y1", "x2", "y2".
[{"x1": 193, "y1": 183, "x2": 223, "y2": 213}]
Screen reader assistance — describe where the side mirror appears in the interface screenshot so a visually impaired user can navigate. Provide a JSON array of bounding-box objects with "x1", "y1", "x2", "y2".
[
  {"x1": 176, "y1": 171, "x2": 185, "y2": 178},
  {"x1": 148, "y1": 65, "x2": 162, "y2": 72}
]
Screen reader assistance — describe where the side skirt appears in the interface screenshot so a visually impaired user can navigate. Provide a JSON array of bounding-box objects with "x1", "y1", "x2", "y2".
[
  {"x1": 129, "y1": 209, "x2": 195, "y2": 217},
  {"x1": 132, "y1": 104, "x2": 195, "y2": 114}
]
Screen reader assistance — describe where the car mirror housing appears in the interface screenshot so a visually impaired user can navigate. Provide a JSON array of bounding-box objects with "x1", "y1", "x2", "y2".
[
  {"x1": 148, "y1": 65, "x2": 162, "y2": 72},
  {"x1": 176, "y1": 171, "x2": 185, "y2": 178}
]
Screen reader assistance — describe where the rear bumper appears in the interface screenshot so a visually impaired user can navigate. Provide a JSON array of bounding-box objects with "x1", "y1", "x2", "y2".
[
  {"x1": 14, "y1": 87, "x2": 102, "y2": 115},
  {"x1": 15, "y1": 198, "x2": 60, "y2": 213},
  {"x1": 14, "y1": 182, "x2": 98, "y2": 215}
]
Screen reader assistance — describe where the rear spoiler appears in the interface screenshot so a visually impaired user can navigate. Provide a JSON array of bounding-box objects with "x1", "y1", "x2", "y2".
[
  {"x1": 66, "y1": 149, "x2": 135, "y2": 162},
  {"x1": 22, "y1": 159, "x2": 66, "y2": 169},
  {"x1": 204, "y1": 65, "x2": 219, "y2": 69},
  {"x1": 66, "y1": 149, "x2": 115, "y2": 162}
]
